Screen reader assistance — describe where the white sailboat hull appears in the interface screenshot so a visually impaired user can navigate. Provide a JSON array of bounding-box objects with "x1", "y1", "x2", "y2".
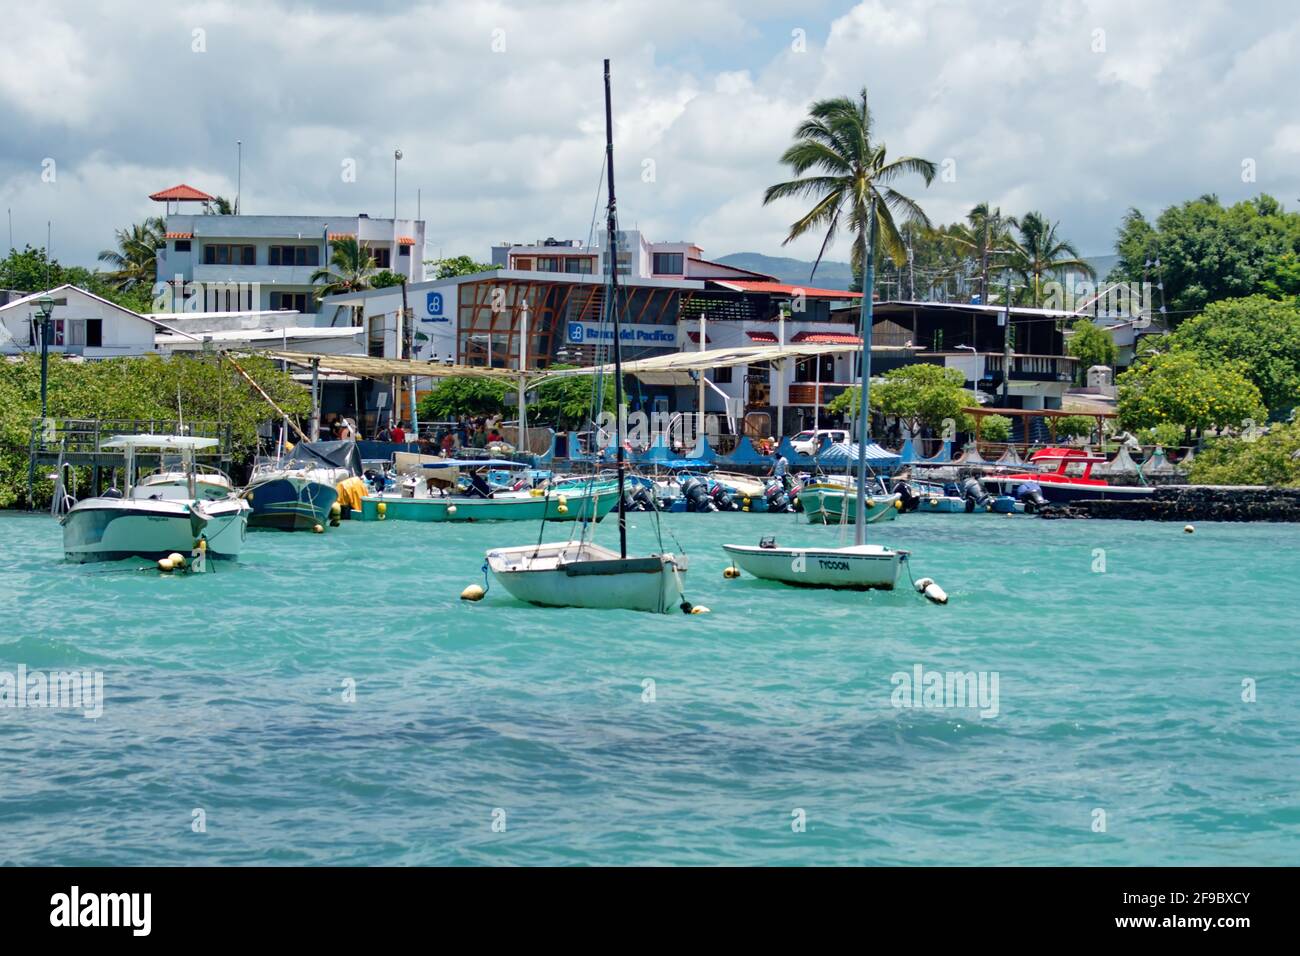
[
  {"x1": 486, "y1": 541, "x2": 688, "y2": 613},
  {"x1": 722, "y1": 543, "x2": 906, "y2": 590}
]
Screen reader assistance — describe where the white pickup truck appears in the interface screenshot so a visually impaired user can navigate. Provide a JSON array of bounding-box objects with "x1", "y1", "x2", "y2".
[{"x1": 790, "y1": 429, "x2": 850, "y2": 456}]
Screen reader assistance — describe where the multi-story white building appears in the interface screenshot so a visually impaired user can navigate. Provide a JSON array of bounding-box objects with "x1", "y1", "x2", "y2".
[
  {"x1": 490, "y1": 230, "x2": 766, "y2": 283},
  {"x1": 151, "y1": 184, "x2": 426, "y2": 315}
]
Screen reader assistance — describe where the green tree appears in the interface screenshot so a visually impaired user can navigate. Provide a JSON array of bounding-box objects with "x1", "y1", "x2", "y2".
[
  {"x1": 529, "y1": 366, "x2": 617, "y2": 428},
  {"x1": 417, "y1": 376, "x2": 511, "y2": 422},
  {"x1": 1053, "y1": 415, "x2": 1097, "y2": 440},
  {"x1": 1164, "y1": 295, "x2": 1300, "y2": 418},
  {"x1": 979, "y1": 414, "x2": 1012, "y2": 442},
  {"x1": 946, "y1": 203, "x2": 1019, "y2": 304},
  {"x1": 826, "y1": 363, "x2": 973, "y2": 434},
  {"x1": 311, "y1": 236, "x2": 377, "y2": 299},
  {"x1": 1187, "y1": 419, "x2": 1300, "y2": 486},
  {"x1": 425, "y1": 256, "x2": 499, "y2": 279},
  {"x1": 763, "y1": 87, "x2": 936, "y2": 284},
  {"x1": 369, "y1": 270, "x2": 407, "y2": 289},
  {"x1": 1066, "y1": 318, "x2": 1118, "y2": 383},
  {"x1": 1108, "y1": 193, "x2": 1300, "y2": 318},
  {"x1": 97, "y1": 217, "x2": 165, "y2": 292},
  {"x1": 1009, "y1": 211, "x2": 1096, "y2": 307},
  {"x1": 1117, "y1": 350, "x2": 1266, "y2": 439},
  {"x1": 211, "y1": 196, "x2": 235, "y2": 214}
]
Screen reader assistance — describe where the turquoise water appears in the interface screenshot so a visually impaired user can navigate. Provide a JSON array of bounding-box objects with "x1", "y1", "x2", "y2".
[{"x1": 1, "y1": 508, "x2": 1297, "y2": 866}]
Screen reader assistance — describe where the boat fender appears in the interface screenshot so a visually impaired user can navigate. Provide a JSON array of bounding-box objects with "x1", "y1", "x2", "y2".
[
  {"x1": 689, "y1": 605, "x2": 710, "y2": 614},
  {"x1": 313, "y1": 524, "x2": 324, "y2": 534},
  {"x1": 330, "y1": 502, "x2": 342, "y2": 517},
  {"x1": 894, "y1": 498, "x2": 902, "y2": 509},
  {"x1": 168, "y1": 552, "x2": 186, "y2": 568},
  {"x1": 461, "y1": 584, "x2": 485, "y2": 601},
  {"x1": 1184, "y1": 524, "x2": 1195, "y2": 534},
  {"x1": 377, "y1": 501, "x2": 388, "y2": 519},
  {"x1": 866, "y1": 498, "x2": 875, "y2": 509},
  {"x1": 557, "y1": 504, "x2": 569, "y2": 514},
  {"x1": 558, "y1": 495, "x2": 569, "y2": 507},
  {"x1": 723, "y1": 566, "x2": 741, "y2": 579},
  {"x1": 447, "y1": 504, "x2": 458, "y2": 515},
  {"x1": 914, "y1": 577, "x2": 948, "y2": 604},
  {"x1": 158, "y1": 557, "x2": 175, "y2": 573}
]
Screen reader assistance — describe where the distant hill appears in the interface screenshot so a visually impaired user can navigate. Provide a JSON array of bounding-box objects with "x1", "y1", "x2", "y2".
[
  {"x1": 718, "y1": 251, "x2": 1123, "y2": 292},
  {"x1": 716, "y1": 252, "x2": 855, "y2": 289}
]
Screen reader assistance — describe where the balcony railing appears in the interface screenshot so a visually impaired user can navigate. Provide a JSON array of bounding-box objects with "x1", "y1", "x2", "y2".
[{"x1": 983, "y1": 353, "x2": 1076, "y2": 382}]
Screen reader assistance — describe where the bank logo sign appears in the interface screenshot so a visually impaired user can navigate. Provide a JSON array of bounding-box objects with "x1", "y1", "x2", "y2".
[
  {"x1": 566, "y1": 320, "x2": 676, "y2": 347},
  {"x1": 424, "y1": 290, "x2": 448, "y2": 322}
]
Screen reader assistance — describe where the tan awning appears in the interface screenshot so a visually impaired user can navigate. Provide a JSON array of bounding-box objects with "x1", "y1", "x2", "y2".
[
  {"x1": 536, "y1": 342, "x2": 914, "y2": 387},
  {"x1": 251, "y1": 350, "x2": 520, "y2": 381}
]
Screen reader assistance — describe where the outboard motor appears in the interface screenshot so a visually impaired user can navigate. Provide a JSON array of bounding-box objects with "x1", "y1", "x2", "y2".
[
  {"x1": 1016, "y1": 481, "x2": 1048, "y2": 514},
  {"x1": 892, "y1": 480, "x2": 920, "y2": 512},
  {"x1": 709, "y1": 481, "x2": 739, "y2": 511},
  {"x1": 764, "y1": 479, "x2": 795, "y2": 513},
  {"x1": 679, "y1": 475, "x2": 717, "y2": 512},
  {"x1": 632, "y1": 486, "x2": 658, "y2": 511},
  {"x1": 961, "y1": 476, "x2": 993, "y2": 513}
]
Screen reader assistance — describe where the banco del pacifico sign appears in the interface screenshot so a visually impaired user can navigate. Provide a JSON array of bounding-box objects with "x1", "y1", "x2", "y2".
[{"x1": 566, "y1": 321, "x2": 677, "y2": 348}]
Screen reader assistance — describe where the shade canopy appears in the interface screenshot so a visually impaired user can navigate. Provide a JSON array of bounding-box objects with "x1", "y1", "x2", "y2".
[
  {"x1": 101, "y1": 435, "x2": 219, "y2": 450},
  {"x1": 255, "y1": 350, "x2": 520, "y2": 382}
]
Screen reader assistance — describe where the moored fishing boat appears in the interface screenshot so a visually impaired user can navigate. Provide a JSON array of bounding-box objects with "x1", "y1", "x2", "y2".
[
  {"x1": 244, "y1": 439, "x2": 363, "y2": 531},
  {"x1": 994, "y1": 447, "x2": 1156, "y2": 504},
  {"x1": 800, "y1": 479, "x2": 902, "y2": 524}
]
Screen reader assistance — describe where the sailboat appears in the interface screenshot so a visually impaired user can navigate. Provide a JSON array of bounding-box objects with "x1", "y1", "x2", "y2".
[
  {"x1": 485, "y1": 59, "x2": 689, "y2": 614},
  {"x1": 722, "y1": 206, "x2": 908, "y2": 591}
]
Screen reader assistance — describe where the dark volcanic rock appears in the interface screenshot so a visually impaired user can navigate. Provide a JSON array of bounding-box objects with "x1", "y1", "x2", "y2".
[{"x1": 1040, "y1": 486, "x2": 1300, "y2": 522}]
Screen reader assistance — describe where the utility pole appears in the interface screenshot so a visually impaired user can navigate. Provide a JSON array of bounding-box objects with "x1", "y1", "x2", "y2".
[
  {"x1": 236, "y1": 141, "x2": 242, "y2": 214},
  {"x1": 1000, "y1": 270, "x2": 1013, "y2": 406}
]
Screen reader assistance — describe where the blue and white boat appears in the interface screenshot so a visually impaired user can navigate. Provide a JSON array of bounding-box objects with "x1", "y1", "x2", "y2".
[{"x1": 244, "y1": 440, "x2": 363, "y2": 531}]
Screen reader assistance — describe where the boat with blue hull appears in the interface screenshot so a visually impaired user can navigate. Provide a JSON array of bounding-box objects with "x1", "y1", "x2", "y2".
[{"x1": 243, "y1": 439, "x2": 363, "y2": 531}]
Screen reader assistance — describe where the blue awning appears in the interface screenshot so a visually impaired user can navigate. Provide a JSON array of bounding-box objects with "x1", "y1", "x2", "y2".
[
  {"x1": 422, "y1": 458, "x2": 528, "y2": 469},
  {"x1": 816, "y1": 442, "x2": 901, "y2": 466}
]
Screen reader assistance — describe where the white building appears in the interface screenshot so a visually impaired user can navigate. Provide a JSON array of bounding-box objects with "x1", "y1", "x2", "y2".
[
  {"x1": 490, "y1": 231, "x2": 769, "y2": 283},
  {"x1": 0, "y1": 285, "x2": 163, "y2": 358},
  {"x1": 150, "y1": 183, "x2": 426, "y2": 316}
]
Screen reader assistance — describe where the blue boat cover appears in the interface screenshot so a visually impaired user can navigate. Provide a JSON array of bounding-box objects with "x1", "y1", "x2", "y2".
[
  {"x1": 720, "y1": 436, "x2": 766, "y2": 465},
  {"x1": 816, "y1": 441, "x2": 902, "y2": 468}
]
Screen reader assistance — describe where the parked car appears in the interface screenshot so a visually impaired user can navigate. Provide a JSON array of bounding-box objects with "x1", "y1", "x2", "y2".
[{"x1": 791, "y1": 429, "x2": 849, "y2": 456}]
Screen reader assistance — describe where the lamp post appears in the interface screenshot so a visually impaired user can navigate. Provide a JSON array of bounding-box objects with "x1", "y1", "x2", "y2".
[
  {"x1": 36, "y1": 293, "x2": 55, "y2": 419},
  {"x1": 393, "y1": 148, "x2": 402, "y2": 220}
]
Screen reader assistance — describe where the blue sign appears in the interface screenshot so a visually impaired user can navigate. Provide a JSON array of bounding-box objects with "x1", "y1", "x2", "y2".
[
  {"x1": 567, "y1": 321, "x2": 584, "y2": 344},
  {"x1": 425, "y1": 290, "x2": 447, "y2": 322},
  {"x1": 564, "y1": 320, "x2": 677, "y2": 348}
]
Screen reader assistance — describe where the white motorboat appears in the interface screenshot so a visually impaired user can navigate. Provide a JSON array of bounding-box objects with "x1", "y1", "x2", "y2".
[
  {"x1": 61, "y1": 435, "x2": 250, "y2": 563},
  {"x1": 485, "y1": 60, "x2": 691, "y2": 614},
  {"x1": 722, "y1": 541, "x2": 906, "y2": 590}
]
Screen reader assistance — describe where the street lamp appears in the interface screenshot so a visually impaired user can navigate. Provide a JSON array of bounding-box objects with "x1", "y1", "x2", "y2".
[
  {"x1": 36, "y1": 293, "x2": 55, "y2": 419},
  {"x1": 393, "y1": 148, "x2": 402, "y2": 220}
]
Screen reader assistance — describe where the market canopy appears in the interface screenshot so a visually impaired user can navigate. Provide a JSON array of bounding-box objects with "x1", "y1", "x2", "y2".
[
  {"x1": 252, "y1": 350, "x2": 520, "y2": 381},
  {"x1": 536, "y1": 342, "x2": 915, "y2": 387}
]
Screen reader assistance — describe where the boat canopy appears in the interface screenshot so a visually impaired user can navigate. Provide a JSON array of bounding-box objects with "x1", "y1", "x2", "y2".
[
  {"x1": 101, "y1": 434, "x2": 219, "y2": 450},
  {"x1": 816, "y1": 442, "x2": 902, "y2": 466},
  {"x1": 286, "y1": 439, "x2": 364, "y2": 476}
]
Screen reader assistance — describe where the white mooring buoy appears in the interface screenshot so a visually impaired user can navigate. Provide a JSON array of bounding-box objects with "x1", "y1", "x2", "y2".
[{"x1": 914, "y1": 576, "x2": 949, "y2": 605}]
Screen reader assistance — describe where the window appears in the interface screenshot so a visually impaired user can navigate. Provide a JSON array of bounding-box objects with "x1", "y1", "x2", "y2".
[
  {"x1": 399, "y1": 244, "x2": 411, "y2": 257},
  {"x1": 86, "y1": 319, "x2": 103, "y2": 348},
  {"x1": 535, "y1": 257, "x2": 563, "y2": 273},
  {"x1": 565, "y1": 258, "x2": 594, "y2": 274},
  {"x1": 713, "y1": 366, "x2": 733, "y2": 384},
  {"x1": 269, "y1": 245, "x2": 320, "y2": 267},
  {"x1": 368, "y1": 315, "x2": 386, "y2": 358},
  {"x1": 653, "y1": 252, "x2": 684, "y2": 275},
  {"x1": 514, "y1": 258, "x2": 534, "y2": 271},
  {"x1": 270, "y1": 292, "x2": 312, "y2": 313},
  {"x1": 174, "y1": 239, "x2": 191, "y2": 252},
  {"x1": 203, "y1": 244, "x2": 255, "y2": 265},
  {"x1": 365, "y1": 246, "x2": 391, "y2": 269}
]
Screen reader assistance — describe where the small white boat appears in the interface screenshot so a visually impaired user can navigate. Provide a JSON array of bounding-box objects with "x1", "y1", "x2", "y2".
[
  {"x1": 61, "y1": 435, "x2": 250, "y2": 563},
  {"x1": 722, "y1": 541, "x2": 906, "y2": 590},
  {"x1": 487, "y1": 541, "x2": 688, "y2": 613}
]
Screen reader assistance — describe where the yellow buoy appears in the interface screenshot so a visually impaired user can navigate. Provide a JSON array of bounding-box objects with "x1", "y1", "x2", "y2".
[
  {"x1": 741, "y1": 506, "x2": 750, "y2": 512},
  {"x1": 330, "y1": 501, "x2": 342, "y2": 517},
  {"x1": 558, "y1": 495, "x2": 569, "y2": 507},
  {"x1": 1184, "y1": 524, "x2": 1195, "y2": 534},
  {"x1": 690, "y1": 605, "x2": 711, "y2": 614},
  {"x1": 894, "y1": 498, "x2": 903, "y2": 509},
  {"x1": 313, "y1": 523, "x2": 324, "y2": 534},
  {"x1": 866, "y1": 498, "x2": 876, "y2": 509},
  {"x1": 723, "y1": 566, "x2": 740, "y2": 579},
  {"x1": 460, "y1": 584, "x2": 485, "y2": 601},
  {"x1": 376, "y1": 502, "x2": 387, "y2": 520},
  {"x1": 198, "y1": 539, "x2": 207, "y2": 552},
  {"x1": 742, "y1": 497, "x2": 752, "y2": 506},
  {"x1": 557, "y1": 504, "x2": 568, "y2": 515}
]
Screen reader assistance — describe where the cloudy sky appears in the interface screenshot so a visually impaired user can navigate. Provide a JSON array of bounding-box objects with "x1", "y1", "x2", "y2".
[{"x1": 2, "y1": 0, "x2": 1298, "y2": 270}]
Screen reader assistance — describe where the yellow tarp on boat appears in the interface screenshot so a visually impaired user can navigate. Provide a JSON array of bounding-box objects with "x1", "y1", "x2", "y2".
[{"x1": 336, "y1": 476, "x2": 367, "y2": 512}]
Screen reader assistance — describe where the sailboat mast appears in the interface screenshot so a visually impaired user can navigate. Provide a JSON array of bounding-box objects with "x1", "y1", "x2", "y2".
[
  {"x1": 603, "y1": 57, "x2": 627, "y2": 559},
  {"x1": 854, "y1": 205, "x2": 877, "y2": 547}
]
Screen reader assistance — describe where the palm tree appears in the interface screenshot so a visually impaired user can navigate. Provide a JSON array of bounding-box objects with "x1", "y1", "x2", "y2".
[
  {"x1": 311, "y1": 236, "x2": 377, "y2": 325},
  {"x1": 1009, "y1": 211, "x2": 1096, "y2": 307},
  {"x1": 947, "y1": 203, "x2": 1019, "y2": 304},
  {"x1": 97, "y1": 216, "x2": 165, "y2": 292},
  {"x1": 763, "y1": 88, "x2": 936, "y2": 285},
  {"x1": 210, "y1": 195, "x2": 235, "y2": 215}
]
